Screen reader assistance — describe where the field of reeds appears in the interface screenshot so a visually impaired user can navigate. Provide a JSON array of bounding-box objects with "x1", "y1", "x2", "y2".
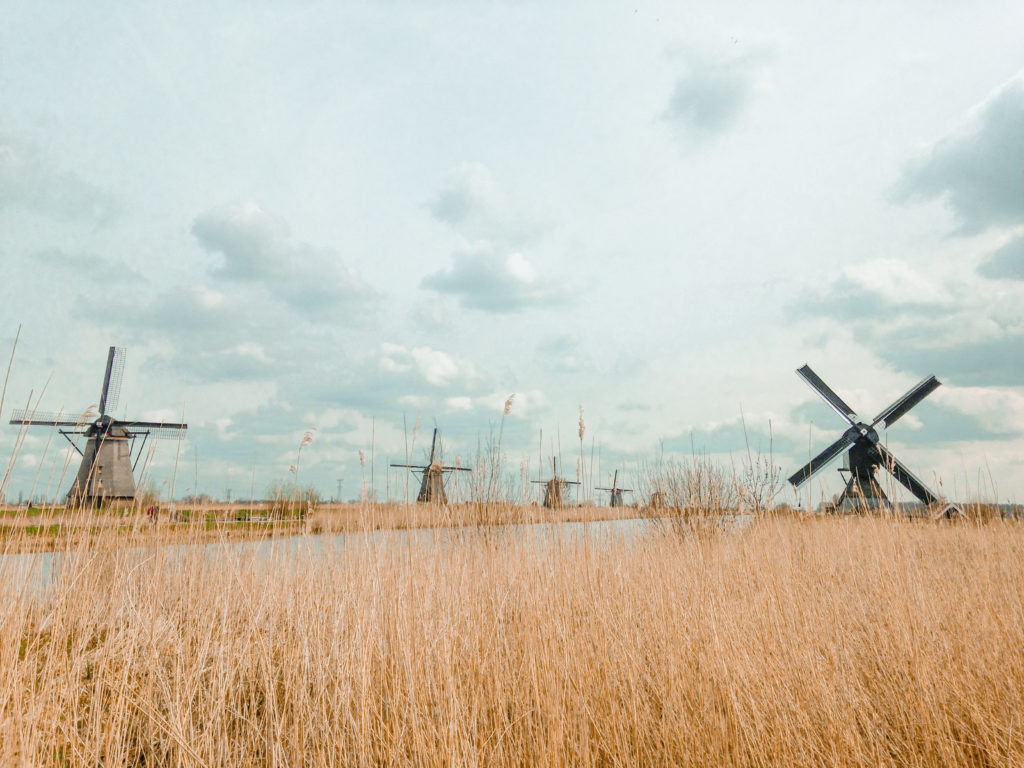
[{"x1": 1, "y1": 511, "x2": 1022, "y2": 767}]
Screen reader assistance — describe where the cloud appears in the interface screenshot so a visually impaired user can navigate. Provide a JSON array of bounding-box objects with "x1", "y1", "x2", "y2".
[
  {"x1": 78, "y1": 283, "x2": 305, "y2": 385},
  {"x1": 421, "y1": 244, "x2": 562, "y2": 313},
  {"x1": 191, "y1": 201, "x2": 380, "y2": 316},
  {"x1": 901, "y1": 399, "x2": 1021, "y2": 443},
  {"x1": 795, "y1": 258, "x2": 954, "y2": 320},
  {"x1": 663, "y1": 49, "x2": 772, "y2": 140},
  {"x1": 192, "y1": 201, "x2": 289, "y2": 281},
  {"x1": 893, "y1": 73, "x2": 1024, "y2": 233},
  {"x1": 33, "y1": 248, "x2": 145, "y2": 285},
  {"x1": 874, "y1": 332, "x2": 1024, "y2": 387},
  {"x1": 791, "y1": 258, "x2": 1024, "y2": 386},
  {"x1": 379, "y1": 342, "x2": 476, "y2": 388},
  {"x1": 537, "y1": 334, "x2": 587, "y2": 373},
  {"x1": 427, "y1": 163, "x2": 551, "y2": 246},
  {"x1": 101, "y1": 285, "x2": 240, "y2": 333},
  {"x1": 789, "y1": 394, "x2": 1018, "y2": 445},
  {"x1": 422, "y1": 165, "x2": 564, "y2": 313},
  {"x1": 978, "y1": 234, "x2": 1024, "y2": 280},
  {"x1": 0, "y1": 131, "x2": 118, "y2": 224},
  {"x1": 661, "y1": 416, "x2": 799, "y2": 457}
]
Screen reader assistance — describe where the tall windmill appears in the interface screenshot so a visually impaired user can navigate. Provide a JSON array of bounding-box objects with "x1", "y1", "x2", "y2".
[
  {"x1": 9, "y1": 346, "x2": 187, "y2": 505},
  {"x1": 595, "y1": 470, "x2": 633, "y2": 508},
  {"x1": 531, "y1": 457, "x2": 580, "y2": 509},
  {"x1": 788, "y1": 364, "x2": 942, "y2": 512},
  {"x1": 390, "y1": 427, "x2": 470, "y2": 504}
]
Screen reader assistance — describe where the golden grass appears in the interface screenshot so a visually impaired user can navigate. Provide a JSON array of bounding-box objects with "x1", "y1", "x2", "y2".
[{"x1": 1, "y1": 515, "x2": 1022, "y2": 766}]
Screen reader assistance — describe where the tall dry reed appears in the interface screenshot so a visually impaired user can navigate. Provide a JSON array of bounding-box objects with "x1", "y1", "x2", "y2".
[{"x1": 1, "y1": 516, "x2": 1021, "y2": 766}]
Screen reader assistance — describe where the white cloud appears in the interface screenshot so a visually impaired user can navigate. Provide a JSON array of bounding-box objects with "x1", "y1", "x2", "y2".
[
  {"x1": 411, "y1": 347, "x2": 462, "y2": 387},
  {"x1": 978, "y1": 233, "x2": 1024, "y2": 280},
  {"x1": 793, "y1": 258, "x2": 1024, "y2": 386},
  {"x1": 894, "y1": 72, "x2": 1024, "y2": 233},
  {"x1": 427, "y1": 162, "x2": 551, "y2": 246},
  {"x1": 421, "y1": 244, "x2": 562, "y2": 313},
  {"x1": 537, "y1": 334, "x2": 588, "y2": 374},
  {"x1": 33, "y1": 248, "x2": 144, "y2": 285},
  {"x1": 847, "y1": 258, "x2": 954, "y2": 307},
  {"x1": 379, "y1": 343, "x2": 476, "y2": 388},
  {"x1": 422, "y1": 165, "x2": 563, "y2": 313},
  {"x1": 663, "y1": 47, "x2": 773, "y2": 142},
  {"x1": 192, "y1": 201, "x2": 289, "y2": 281},
  {"x1": 0, "y1": 130, "x2": 118, "y2": 224},
  {"x1": 191, "y1": 201, "x2": 380, "y2": 316}
]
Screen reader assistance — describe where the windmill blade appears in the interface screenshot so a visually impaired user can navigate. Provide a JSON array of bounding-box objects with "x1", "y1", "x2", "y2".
[
  {"x1": 796, "y1": 364, "x2": 858, "y2": 426},
  {"x1": 122, "y1": 420, "x2": 187, "y2": 430},
  {"x1": 122, "y1": 420, "x2": 188, "y2": 440},
  {"x1": 9, "y1": 408, "x2": 89, "y2": 427},
  {"x1": 125, "y1": 427, "x2": 188, "y2": 440},
  {"x1": 391, "y1": 463, "x2": 427, "y2": 470},
  {"x1": 441, "y1": 466, "x2": 473, "y2": 472},
  {"x1": 788, "y1": 431, "x2": 857, "y2": 487},
  {"x1": 98, "y1": 346, "x2": 126, "y2": 416},
  {"x1": 874, "y1": 444, "x2": 938, "y2": 505},
  {"x1": 427, "y1": 428, "x2": 439, "y2": 464},
  {"x1": 871, "y1": 375, "x2": 941, "y2": 429}
]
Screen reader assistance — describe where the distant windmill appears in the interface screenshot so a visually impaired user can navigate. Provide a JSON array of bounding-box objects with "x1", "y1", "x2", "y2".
[
  {"x1": 531, "y1": 457, "x2": 580, "y2": 509},
  {"x1": 788, "y1": 364, "x2": 942, "y2": 512},
  {"x1": 390, "y1": 427, "x2": 470, "y2": 504},
  {"x1": 596, "y1": 470, "x2": 633, "y2": 507},
  {"x1": 9, "y1": 346, "x2": 187, "y2": 505}
]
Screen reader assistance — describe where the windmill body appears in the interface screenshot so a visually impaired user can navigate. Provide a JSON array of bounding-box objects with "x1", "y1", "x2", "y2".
[
  {"x1": 417, "y1": 463, "x2": 450, "y2": 504},
  {"x1": 9, "y1": 347, "x2": 187, "y2": 506},
  {"x1": 532, "y1": 458, "x2": 580, "y2": 509},
  {"x1": 788, "y1": 364, "x2": 941, "y2": 512},
  {"x1": 72, "y1": 419, "x2": 136, "y2": 500},
  {"x1": 391, "y1": 428, "x2": 470, "y2": 504},
  {"x1": 596, "y1": 470, "x2": 633, "y2": 508}
]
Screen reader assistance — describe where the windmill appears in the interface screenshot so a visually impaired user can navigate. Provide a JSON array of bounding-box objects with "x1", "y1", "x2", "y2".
[
  {"x1": 788, "y1": 364, "x2": 942, "y2": 512},
  {"x1": 390, "y1": 427, "x2": 470, "y2": 504},
  {"x1": 531, "y1": 457, "x2": 580, "y2": 509},
  {"x1": 596, "y1": 470, "x2": 633, "y2": 507},
  {"x1": 9, "y1": 346, "x2": 187, "y2": 505}
]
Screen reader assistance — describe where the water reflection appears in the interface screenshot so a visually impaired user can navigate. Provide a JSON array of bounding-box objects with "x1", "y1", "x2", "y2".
[{"x1": 0, "y1": 514, "x2": 753, "y2": 593}]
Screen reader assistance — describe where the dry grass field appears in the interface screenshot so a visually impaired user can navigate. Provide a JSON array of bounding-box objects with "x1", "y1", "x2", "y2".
[{"x1": 1, "y1": 512, "x2": 1021, "y2": 767}]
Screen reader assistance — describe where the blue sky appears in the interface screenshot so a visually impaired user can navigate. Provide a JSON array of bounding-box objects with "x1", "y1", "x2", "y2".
[{"x1": 2, "y1": 1, "x2": 1023, "y2": 505}]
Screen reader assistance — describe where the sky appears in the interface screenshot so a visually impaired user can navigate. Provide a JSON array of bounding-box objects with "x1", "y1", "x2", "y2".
[{"x1": 2, "y1": 0, "x2": 1023, "y2": 507}]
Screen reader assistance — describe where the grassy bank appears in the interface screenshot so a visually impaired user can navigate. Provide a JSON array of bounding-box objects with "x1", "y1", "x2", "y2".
[{"x1": 1, "y1": 516, "x2": 1021, "y2": 766}]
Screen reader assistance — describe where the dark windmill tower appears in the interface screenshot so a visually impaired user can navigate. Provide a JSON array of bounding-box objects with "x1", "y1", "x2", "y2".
[
  {"x1": 531, "y1": 458, "x2": 580, "y2": 509},
  {"x1": 788, "y1": 364, "x2": 942, "y2": 512},
  {"x1": 596, "y1": 470, "x2": 633, "y2": 508},
  {"x1": 9, "y1": 347, "x2": 187, "y2": 506},
  {"x1": 390, "y1": 427, "x2": 471, "y2": 504}
]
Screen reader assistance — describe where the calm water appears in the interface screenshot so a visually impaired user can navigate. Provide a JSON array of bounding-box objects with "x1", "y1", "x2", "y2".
[{"x1": 0, "y1": 515, "x2": 753, "y2": 594}]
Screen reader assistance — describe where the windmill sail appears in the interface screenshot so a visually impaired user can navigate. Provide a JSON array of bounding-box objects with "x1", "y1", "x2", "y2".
[
  {"x1": 99, "y1": 346, "x2": 126, "y2": 416},
  {"x1": 9, "y1": 345, "x2": 186, "y2": 506},
  {"x1": 390, "y1": 427, "x2": 471, "y2": 504},
  {"x1": 788, "y1": 364, "x2": 942, "y2": 512}
]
